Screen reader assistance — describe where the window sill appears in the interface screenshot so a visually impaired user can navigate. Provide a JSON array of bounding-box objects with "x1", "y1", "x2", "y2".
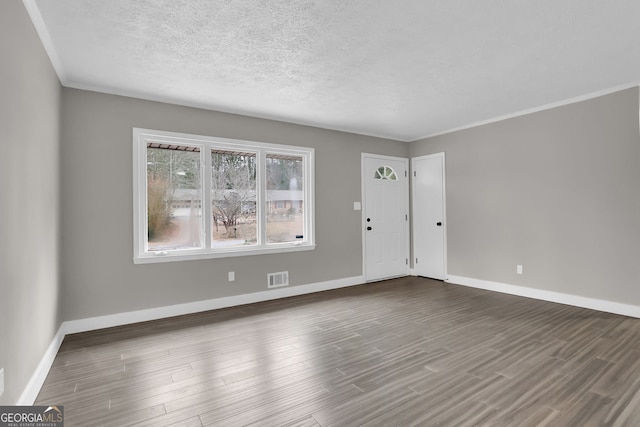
[{"x1": 133, "y1": 243, "x2": 316, "y2": 264}]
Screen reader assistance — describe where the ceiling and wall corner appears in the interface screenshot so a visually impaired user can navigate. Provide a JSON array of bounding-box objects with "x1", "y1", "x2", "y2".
[{"x1": 23, "y1": 0, "x2": 640, "y2": 141}]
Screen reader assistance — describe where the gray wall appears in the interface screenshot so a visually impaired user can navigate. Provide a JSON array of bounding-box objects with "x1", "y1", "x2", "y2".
[
  {"x1": 60, "y1": 89, "x2": 408, "y2": 320},
  {"x1": 410, "y1": 88, "x2": 640, "y2": 305},
  {"x1": 0, "y1": 1, "x2": 61, "y2": 404}
]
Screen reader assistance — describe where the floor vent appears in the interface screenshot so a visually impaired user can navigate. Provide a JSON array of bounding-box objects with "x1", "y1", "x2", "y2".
[{"x1": 268, "y1": 271, "x2": 289, "y2": 289}]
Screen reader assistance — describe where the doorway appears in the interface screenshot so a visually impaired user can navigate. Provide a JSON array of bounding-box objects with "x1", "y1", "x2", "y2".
[
  {"x1": 362, "y1": 154, "x2": 409, "y2": 281},
  {"x1": 412, "y1": 153, "x2": 447, "y2": 280}
]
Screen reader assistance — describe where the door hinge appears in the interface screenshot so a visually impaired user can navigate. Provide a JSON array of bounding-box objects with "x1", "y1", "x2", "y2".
[
  {"x1": 405, "y1": 214, "x2": 408, "y2": 221},
  {"x1": 414, "y1": 171, "x2": 416, "y2": 177},
  {"x1": 405, "y1": 170, "x2": 407, "y2": 177},
  {"x1": 416, "y1": 258, "x2": 418, "y2": 264},
  {"x1": 406, "y1": 258, "x2": 408, "y2": 265}
]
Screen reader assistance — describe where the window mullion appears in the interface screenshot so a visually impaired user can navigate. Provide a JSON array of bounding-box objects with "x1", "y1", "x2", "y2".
[
  {"x1": 202, "y1": 144, "x2": 212, "y2": 250},
  {"x1": 257, "y1": 150, "x2": 266, "y2": 247}
]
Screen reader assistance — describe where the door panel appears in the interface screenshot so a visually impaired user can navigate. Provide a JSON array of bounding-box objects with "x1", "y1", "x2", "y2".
[
  {"x1": 363, "y1": 155, "x2": 409, "y2": 281},
  {"x1": 412, "y1": 153, "x2": 446, "y2": 280}
]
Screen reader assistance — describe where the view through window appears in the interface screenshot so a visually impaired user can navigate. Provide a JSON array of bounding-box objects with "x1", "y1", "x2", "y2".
[
  {"x1": 266, "y1": 154, "x2": 304, "y2": 244},
  {"x1": 211, "y1": 150, "x2": 257, "y2": 248},
  {"x1": 147, "y1": 144, "x2": 202, "y2": 252},
  {"x1": 134, "y1": 129, "x2": 315, "y2": 263}
]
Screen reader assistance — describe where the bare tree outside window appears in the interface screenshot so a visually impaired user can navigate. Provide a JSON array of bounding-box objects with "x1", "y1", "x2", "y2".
[{"x1": 211, "y1": 151, "x2": 257, "y2": 247}]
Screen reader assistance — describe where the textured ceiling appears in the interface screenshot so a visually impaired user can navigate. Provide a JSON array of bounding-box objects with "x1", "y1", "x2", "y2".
[{"x1": 27, "y1": 0, "x2": 640, "y2": 141}]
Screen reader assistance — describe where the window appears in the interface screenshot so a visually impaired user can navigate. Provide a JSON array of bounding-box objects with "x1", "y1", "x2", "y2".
[
  {"x1": 133, "y1": 129, "x2": 315, "y2": 263},
  {"x1": 374, "y1": 165, "x2": 398, "y2": 181}
]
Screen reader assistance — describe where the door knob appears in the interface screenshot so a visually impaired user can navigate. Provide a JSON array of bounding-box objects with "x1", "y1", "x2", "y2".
[{"x1": 436, "y1": 222, "x2": 442, "y2": 226}]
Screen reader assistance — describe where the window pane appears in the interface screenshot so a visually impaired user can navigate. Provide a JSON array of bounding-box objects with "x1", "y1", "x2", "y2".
[
  {"x1": 211, "y1": 150, "x2": 257, "y2": 247},
  {"x1": 147, "y1": 145, "x2": 202, "y2": 251},
  {"x1": 374, "y1": 165, "x2": 398, "y2": 181},
  {"x1": 266, "y1": 154, "x2": 304, "y2": 243}
]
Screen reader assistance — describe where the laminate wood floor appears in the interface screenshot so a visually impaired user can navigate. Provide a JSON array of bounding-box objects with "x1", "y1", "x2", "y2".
[{"x1": 36, "y1": 277, "x2": 640, "y2": 426}]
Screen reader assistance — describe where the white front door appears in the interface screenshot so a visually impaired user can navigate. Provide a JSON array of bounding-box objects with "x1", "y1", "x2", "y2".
[
  {"x1": 412, "y1": 153, "x2": 447, "y2": 280},
  {"x1": 362, "y1": 154, "x2": 409, "y2": 281}
]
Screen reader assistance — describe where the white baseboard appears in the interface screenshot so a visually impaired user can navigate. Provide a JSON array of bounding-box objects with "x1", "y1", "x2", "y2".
[
  {"x1": 63, "y1": 275, "x2": 365, "y2": 334},
  {"x1": 446, "y1": 275, "x2": 640, "y2": 318},
  {"x1": 19, "y1": 275, "x2": 365, "y2": 404},
  {"x1": 16, "y1": 326, "x2": 66, "y2": 405}
]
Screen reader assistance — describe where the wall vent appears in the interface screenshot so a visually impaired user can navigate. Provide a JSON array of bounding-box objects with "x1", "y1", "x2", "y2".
[{"x1": 268, "y1": 271, "x2": 289, "y2": 289}]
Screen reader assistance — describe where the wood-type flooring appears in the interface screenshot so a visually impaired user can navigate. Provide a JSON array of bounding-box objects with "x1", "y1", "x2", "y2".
[{"x1": 36, "y1": 277, "x2": 640, "y2": 426}]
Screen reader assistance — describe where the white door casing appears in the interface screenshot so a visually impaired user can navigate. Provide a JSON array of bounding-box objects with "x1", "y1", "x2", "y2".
[
  {"x1": 362, "y1": 154, "x2": 409, "y2": 281},
  {"x1": 412, "y1": 153, "x2": 447, "y2": 280}
]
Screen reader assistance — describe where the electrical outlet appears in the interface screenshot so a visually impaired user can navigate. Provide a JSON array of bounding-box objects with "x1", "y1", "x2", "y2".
[
  {"x1": 0, "y1": 368, "x2": 4, "y2": 397},
  {"x1": 228, "y1": 271, "x2": 235, "y2": 282},
  {"x1": 517, "y1": 265, "x2": 523, "y2": 275}
]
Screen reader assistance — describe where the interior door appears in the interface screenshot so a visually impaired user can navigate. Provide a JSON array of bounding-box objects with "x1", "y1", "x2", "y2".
[
  {"x1": 412, "y1": 153, "x2": 446, "y2": 280},
  {"x1": 362, "y1": 154, "x2": 409, "y2": 281}
]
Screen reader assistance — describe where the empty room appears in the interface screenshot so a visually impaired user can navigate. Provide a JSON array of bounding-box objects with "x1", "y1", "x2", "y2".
[{"x1": 3, "y1": 0, "x2": 640, "y2": 425}]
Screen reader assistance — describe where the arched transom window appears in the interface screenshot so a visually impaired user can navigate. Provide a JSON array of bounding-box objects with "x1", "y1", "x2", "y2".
[{"x1": 374, "y1": 165, "x2": 398, "y2": 181}]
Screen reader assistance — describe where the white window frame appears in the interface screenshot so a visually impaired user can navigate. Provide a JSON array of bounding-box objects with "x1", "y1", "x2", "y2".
[{"x1": 133, "y1": 128, "x2": 315, "y2": 264}]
